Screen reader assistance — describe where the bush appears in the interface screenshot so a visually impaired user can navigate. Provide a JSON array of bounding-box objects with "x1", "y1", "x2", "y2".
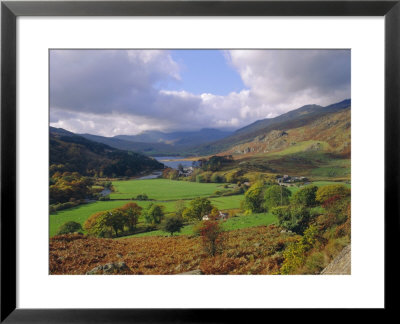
[
  {"x1": 196, "y1": 174, "x2": 205, "y2": 183},
  {"x1": 195, "y1": 220, "x2": 224, "y2": 256},
  {"x1": 211, "y1": 173, "x2": 224, "y2": 183},
  {"x1": 136, "y1": 193, "x2": 148, "y2": 201},
  {"x1": 57, "y1": 221, "x2": 83, "y2": 235},
  {"x1": 272, "y1": 205, "x2": 311, "y2": 234},
  {"x1": 316, "y1": 184, "x2": 350, "y2": 204},
  {"x1": 280, "y1": 224, "x2": 318, "y2": 274}
]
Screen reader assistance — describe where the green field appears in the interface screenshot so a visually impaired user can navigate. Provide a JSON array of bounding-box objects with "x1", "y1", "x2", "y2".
[
  {"x1": 121, "y1": 212, "x2": 278, "y2": 238},
  {"x1": 50, "y1": 178, "x2": 349, "y2": 238},
  {"x1": 110, "y1": 179, "x2": 227, "y2": 200},
  {"x1": 49, "y1": 200, "x2": 177, "y2": 237},
  {"x1": 50, "y1": 183, "x2": 244, "y2": 237}
]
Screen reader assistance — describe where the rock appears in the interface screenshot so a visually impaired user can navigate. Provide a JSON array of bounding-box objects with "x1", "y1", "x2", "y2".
[
  {"x1": 321, "y1": 245, "x2": 351, "y2": 275},
  {"x1": 86, "y1": 261, "x2": 132, "y2": 275},
  {"x1": 179, "y1": 269, "x2": 202, "y2": 275}
]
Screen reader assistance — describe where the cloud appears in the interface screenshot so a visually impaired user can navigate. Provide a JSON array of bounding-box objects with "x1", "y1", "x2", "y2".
[
  {"x1": 50, "y1": 49, "x2": 350, "y2": 136},
  {"x1": 226, "y1": 49, "x2": 351, "y2": 115}
]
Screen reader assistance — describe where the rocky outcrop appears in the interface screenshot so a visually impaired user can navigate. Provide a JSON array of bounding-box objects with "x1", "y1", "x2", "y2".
[
  {"x1": 179, "y1": 269, "x2": 203, "y2": 275},
  {"x1": 321, "y1": 245, "x2": 351, "y2": 275},
  {"x1": 86, "y1": 261, "x2": 133, "y2": 275}
]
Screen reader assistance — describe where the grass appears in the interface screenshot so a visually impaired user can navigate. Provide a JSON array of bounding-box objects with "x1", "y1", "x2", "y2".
[
  {"x1": 49, "y1": 194, "x2": 243, "y2": 237},
  {"x1": 210, "y1": 195, "x2": 243, "y2": 210},
  {"x1": 121, "y1": 212, "x2": 278, "y2": 239},
  {"x1": 50, "y1": 177, "x2": 349, "y2": 238},
  {"x1": 269, "y1": 140, "x2": 330, "y2": 157},
  {"x1": 110, "y1": 178, "x2": 227, "y2": 200},
  {"x1": 49, "y1": 200, "x2": 177, "y2": 237}
]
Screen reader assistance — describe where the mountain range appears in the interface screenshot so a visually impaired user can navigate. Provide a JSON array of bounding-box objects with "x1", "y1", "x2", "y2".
[{"x1": 52, "y1": 99, "x2": 350, "y2": 157}]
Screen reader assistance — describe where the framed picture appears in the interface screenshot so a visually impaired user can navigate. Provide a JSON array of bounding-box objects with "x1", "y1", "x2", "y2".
[{"x1": 1, "y1": 0, "x2": 399, "y2": 321}]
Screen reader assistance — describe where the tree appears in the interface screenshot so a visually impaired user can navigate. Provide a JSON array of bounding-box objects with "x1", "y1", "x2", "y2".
[
  {"x1": 195, "y1": 220, "x2": 224, "y2": 256},
  {"x1": 243, "y1": 181, "x2": 265, "y2": 213},
  {"x1": 183, "y1": 197, "x2": 213, "y2": 221},
  {"x1": 104, "y1": 210, "x2": 126, "y2": 237},
  {"x1": 175, "y1": 200, "x2": 186, "y2": 218},
  {"x1": 119, "y1": 202, "x2": 142, "y2": 231},
  {"x1": 84, "y1": 209, "x2": 125, "y2": 237},
  {"x1": 56, "y1": 221, "x2": 83, "y2": 235},
  {"x1": 291, "y1": 185, "x2": 318, "y2": 207},
  {"x1": 264, "y1": 185, "x2": 291, "y2": 210},
  {"x1": 143, "y1": 203, "x2": 165, "y2": 225},
  {"x1": 84, "y1": 211, "x2": 111, "y2": 237},
  {"x1": 272, "y1": 205, "x2": 311, "y2": 234},
  {"x1": 316, "y1": 184, "x2": 350, "y2": 204},
  {"x1": 162, "y1": 215, "x2": 184, "y2": 236}
]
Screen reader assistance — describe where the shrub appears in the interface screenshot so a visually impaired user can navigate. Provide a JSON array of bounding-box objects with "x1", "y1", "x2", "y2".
[
  {"x1": 57, "y1": 221, "x2": 83, "y2": 235},
  {"x1": 280, "y1": 224, "x2": 318, "y2": 274},
  {"x1": 211, "y1": 173, "x2": 224, "y2": 183},
  {"x1": 316, "y1": 184, "x2": 350, "y2": 204},
  {"x1": 196, "y1": 174, "x2": 205, "y2": 183},
  {"x1": 136, "y1": 193, "x2": 148, "y2": 201},
  {"x1": 272, "y1": 205, "x2": 311, "y2": 234},
  {"x1": 195, "y1": 220, "x2": 224, "y2": 256}
]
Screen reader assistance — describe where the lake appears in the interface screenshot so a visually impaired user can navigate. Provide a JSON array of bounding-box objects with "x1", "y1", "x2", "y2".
[{"x1": 154, "y1": 156, "x2": 196, "y2": 169}]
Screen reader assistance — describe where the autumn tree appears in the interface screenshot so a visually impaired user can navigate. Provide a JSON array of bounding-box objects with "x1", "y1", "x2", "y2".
[
  {"x1": 195, "y1": 220, "x2": 224, "y2": 256},
  {"x1": 119, "y1": 202, "x2": 142, "y2": 231}
]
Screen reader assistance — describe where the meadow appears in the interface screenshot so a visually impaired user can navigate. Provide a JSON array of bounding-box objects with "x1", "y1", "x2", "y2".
[
  {"x1": 50, "y1": 179, "x2": 245, "y2": 237},
  {"x1": 49, "y1": 178, "x2": 349, "y2": 237},
  {"x1": 110, "y1": 178, "x2": 228, "y2": 200}
]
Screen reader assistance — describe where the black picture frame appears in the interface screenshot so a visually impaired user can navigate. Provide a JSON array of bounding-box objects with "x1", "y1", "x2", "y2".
[{"x1": 1, "y1": 0, "x2": 399, "y2": 322}]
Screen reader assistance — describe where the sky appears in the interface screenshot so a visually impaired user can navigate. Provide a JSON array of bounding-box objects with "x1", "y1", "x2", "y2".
[{"x1": 50, "y1": 49, "x2": 350, "y2": 137}]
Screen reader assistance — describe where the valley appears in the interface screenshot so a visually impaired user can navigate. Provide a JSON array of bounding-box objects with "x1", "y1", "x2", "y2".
[{"x1": 50, "y1": 99, "x2": 351, "y2": 275}]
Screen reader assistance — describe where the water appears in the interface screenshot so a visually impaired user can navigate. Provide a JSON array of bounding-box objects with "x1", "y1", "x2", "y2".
[
  {"x1": 154, "y1": 156, "x2": 196, "y2": 169},
  {"x1": 137, "y1": 171, "x2": 162, "y2": 180}
]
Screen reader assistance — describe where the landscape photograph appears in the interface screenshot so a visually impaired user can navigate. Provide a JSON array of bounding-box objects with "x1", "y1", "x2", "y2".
[{"x1": 49, "y1": 49, "x2": 351, "y2": 275}]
